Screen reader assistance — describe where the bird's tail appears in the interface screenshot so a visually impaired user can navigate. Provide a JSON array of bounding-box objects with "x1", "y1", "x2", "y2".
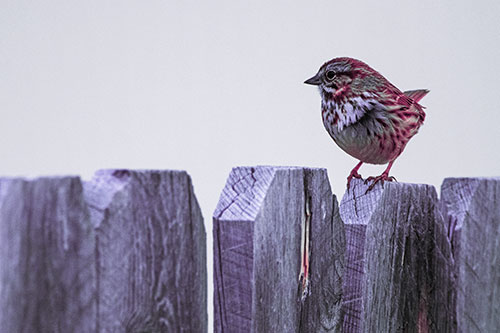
[{"x1": 404, "y1": 89, "x2": 429, "y2": 103}]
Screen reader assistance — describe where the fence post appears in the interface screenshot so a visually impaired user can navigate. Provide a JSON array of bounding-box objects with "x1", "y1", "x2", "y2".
[
  {"x1": 213, "y1": 166, "x2": 345, "y2": 332},
  {"x1": 338, "y1": 178, "x2": 384, "y2": 332},
  {"x1": 340, "y1": 179, "x2": 454, "y2": 332},
  {"x1": 0, "y1": 177, "x2": 95, "y2": 332},
  {"x1": 441, "y1": 178, "x2": 500, "y2": 332},
  {"x1": 0, "y1": 170, "x2": 207, "y2": 332}
]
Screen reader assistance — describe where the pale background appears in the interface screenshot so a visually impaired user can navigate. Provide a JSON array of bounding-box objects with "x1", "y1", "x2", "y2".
[{"x1": 2, "y1": 0, "x2": 499, "y2": 329}]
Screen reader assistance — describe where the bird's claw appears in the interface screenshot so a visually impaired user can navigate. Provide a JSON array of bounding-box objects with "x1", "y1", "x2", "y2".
[
  {"x1": 346, "y1": 171, "x2": 363, "y2": 192},
  {"x1": 364, "y1": 174, "x2": 397, "y2": 193}
]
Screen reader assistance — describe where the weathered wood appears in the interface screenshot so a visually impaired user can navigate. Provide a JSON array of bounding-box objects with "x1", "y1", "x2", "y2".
[
  {"x1": 340, "y1": 179, "x2": 454, "y2": 332},
  {"x1": 0, "y1": 170, "x2": 207, "y2": 332},
  {"x1": 213, "y1": 166, "x2": 345, "y2": 332},
  {"x1": 85, "y1": 169, "x2": 207, "y2": 332},
  {"x1": 441, "y1": 178, "x2": 500, "y2": 332},
  {"x1": 339, "y1": 179, "x2": 385, "y2": 332},
  {"x1": 0, "y1": 177, "x2": 96, "y2": 332}
]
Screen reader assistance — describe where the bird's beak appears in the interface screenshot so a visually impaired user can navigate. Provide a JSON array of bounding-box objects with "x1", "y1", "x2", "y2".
[{"x1": 304, "y1": 73, "x2": 321, "y2": 85}]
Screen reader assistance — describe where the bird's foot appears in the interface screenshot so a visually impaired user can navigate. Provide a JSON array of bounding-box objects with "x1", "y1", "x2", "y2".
[
  {"x1": 364, "y1": 173, "x2": 397, "y2": 193},
  {"x1": 347, "y1": 170, "x2": 363, "y2": 192}
]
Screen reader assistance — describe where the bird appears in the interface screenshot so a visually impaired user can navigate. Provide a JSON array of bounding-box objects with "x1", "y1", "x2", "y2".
[{"x1": 304, "y1": 57, "x2": 428, "y2": 191}]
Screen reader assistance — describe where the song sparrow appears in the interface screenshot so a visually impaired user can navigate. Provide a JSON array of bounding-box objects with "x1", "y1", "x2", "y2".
[{"x1": 305, "y1": 57, "x2": 428, "y2": 191}]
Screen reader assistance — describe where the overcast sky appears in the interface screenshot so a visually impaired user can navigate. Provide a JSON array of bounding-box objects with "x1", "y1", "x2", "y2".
[{"x1": 2, "y1": 0, "x2": 499, "y2": 328}]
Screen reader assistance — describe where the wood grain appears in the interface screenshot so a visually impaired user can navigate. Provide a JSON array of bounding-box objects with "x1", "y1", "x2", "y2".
[
  {"x1": 0, "y1": 170, "x2": 207, "y2": 332},
  {"x1": 0, "y1": 177, "x2": 95, "y2": 333},
  {"x1": 213, "y1": 166, "x2": 344, "y2": 332},
  {"x1": 85, "y1": 169, "x2": 207, "y2": 332},
  {"x1": 339, "y1": 178, "x2": 385, "y2": 332},
  {"x1": 340, "y1": 179, "x2": 454, "y2": 332},
  {"x1": 441, "y1": 177, "x2": 500, "y2": 332}
]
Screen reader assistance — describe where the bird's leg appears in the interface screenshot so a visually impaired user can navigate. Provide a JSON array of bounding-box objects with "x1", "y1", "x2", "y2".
[
  {"x1": 347, "y1": 161, "x2": 363, "y2": 191},
  {"x1": 364, "y1": 160, "x2": 397, "y2": 192}
]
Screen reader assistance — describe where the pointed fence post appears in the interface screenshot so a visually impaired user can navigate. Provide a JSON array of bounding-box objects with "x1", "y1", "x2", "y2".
[
  {"x1": 339, "y1": 179, "x2": 454, "y2": 332},
  {"x1": 0, "y1": 170, "x2": 207, "y2": 332},
  {"x1": 213, "y1": 166, "x2": 345, "y2": 332},
  {"x1": 441, "y1": 178, "x2": 500, "y2": 332}
]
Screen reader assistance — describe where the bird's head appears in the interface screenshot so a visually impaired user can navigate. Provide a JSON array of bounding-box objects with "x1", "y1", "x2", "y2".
[{"x1": 305, "y1": 57, "x2": 382, "y2": 100}]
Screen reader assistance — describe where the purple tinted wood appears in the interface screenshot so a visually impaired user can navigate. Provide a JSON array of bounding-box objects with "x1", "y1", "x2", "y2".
[
  {"x1": 441, "y1": 178, "x2": 500, "y2": 332},
  {"x1": 340, "y1": 179, "x2": 454, "y2": 332},
  {"x1": 84, "y1": 170, "x2": 207, "y2": 332},
  {"x1": 213, "y1": 166, "x2": 344, "y2": 332},
  {"x1": 339, "y1": 179, "x2": 384, "y2": 332},
  {"x1": 213, "y1": 167, "x2": 274, "y2": 332},
  {"x1": 0, "y1": 177, "x2": 95, "y2": 332},
  {"x1": 0, "y1": 170, "x2": 207, "y2": 332}
]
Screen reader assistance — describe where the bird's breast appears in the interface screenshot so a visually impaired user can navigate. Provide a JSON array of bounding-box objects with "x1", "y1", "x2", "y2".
[
  {"x1": 329, "y1": 119, "x2": 392, "y2": 164},
  {"x1": 322, "y1": 102, "x2": 421, "y2": 164}
]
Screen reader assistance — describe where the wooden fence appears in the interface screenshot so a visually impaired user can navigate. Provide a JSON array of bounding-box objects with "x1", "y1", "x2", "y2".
[
  {"x1": 0, "y1": 170, "x2": 206, "y2": 332},
  {"x1": 0, "y1": 167, "x2": 498, "y2": 332}
]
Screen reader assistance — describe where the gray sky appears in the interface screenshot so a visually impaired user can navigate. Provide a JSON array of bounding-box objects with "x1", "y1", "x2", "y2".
[{"x1": 2, "y1": 0, "x2": 500, "y2": 328}]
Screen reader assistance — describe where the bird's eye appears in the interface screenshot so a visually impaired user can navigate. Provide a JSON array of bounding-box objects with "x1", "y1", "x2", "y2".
[{"x1": 326, "y1": 71, "x2": 336, "y2": 80}]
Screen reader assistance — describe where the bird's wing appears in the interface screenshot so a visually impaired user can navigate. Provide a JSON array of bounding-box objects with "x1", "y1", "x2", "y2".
[
  {"x1": 378, "y1": 86, "x2": 413, "y2": 110},
  {"x1": 380, "y1": 87, "x2": 426, "y2": 122}
]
